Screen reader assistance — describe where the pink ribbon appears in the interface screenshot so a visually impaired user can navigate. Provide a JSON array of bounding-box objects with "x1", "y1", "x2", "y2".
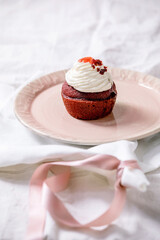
[{"x1": 26, "y1": 154, "x2": 140, "y2": 240}]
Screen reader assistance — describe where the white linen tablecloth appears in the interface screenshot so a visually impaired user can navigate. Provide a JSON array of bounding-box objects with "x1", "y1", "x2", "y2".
[{"x1": 0, "y1": 0, "x2": 160, "y2": 239}]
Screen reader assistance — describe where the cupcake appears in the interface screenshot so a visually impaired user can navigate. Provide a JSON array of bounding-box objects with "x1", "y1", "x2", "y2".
[{"x1": 61, "y1": 57, "x2": 117, "y2": 120}]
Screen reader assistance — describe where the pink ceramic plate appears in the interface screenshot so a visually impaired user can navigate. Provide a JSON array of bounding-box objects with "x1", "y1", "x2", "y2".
[{"x1": 14, "y1": 68, "x2": 160, "y2": 145}]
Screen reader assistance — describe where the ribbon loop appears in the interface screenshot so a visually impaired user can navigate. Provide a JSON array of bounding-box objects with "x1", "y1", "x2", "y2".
[{"x1": 26, "y1": 156, "x2": 140, "y2": 240}]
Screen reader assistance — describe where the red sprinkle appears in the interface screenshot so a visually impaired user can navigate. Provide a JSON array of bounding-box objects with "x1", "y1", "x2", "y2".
[
  {"x1": 78, "y1": 57, "x2": 93, "y2": 64},
  {"x1": 99, "y1": 69, "x2": 107, "y2": 75},
  {"x1": 92, "y1": 59, "x2": 102, "y2": 66}
]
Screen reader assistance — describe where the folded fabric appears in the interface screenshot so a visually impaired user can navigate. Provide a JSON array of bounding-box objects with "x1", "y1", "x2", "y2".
[
  {"x1": 0, "y1": 141, "x2": 150, "y2": 194},
  {"x1": 121, "y1": 167, "x2": 150, "y2": 192}
]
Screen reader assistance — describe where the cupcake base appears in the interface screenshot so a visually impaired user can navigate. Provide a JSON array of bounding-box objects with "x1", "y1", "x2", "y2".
[{"x1": 62, "y1": 93, "x2": 116, "y2": 120}]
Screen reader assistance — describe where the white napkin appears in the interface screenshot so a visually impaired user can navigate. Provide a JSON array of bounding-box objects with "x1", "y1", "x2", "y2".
[
  {"x1": 0, "y1": 141, "x2": 149, "y2": 190},
  {"x1": 121, "y1": 168, "x2": 150, "y2": 192}
]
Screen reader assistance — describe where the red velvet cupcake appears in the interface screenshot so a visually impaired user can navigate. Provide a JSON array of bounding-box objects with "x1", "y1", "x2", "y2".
[{"x1": 61, "y1": 57, "x2": 117, "y2": 120}]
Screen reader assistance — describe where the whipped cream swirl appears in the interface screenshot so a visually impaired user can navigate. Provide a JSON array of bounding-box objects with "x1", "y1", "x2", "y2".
[{"x1": 65, "y1": 61, "x2": 113, "y2": 93}]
